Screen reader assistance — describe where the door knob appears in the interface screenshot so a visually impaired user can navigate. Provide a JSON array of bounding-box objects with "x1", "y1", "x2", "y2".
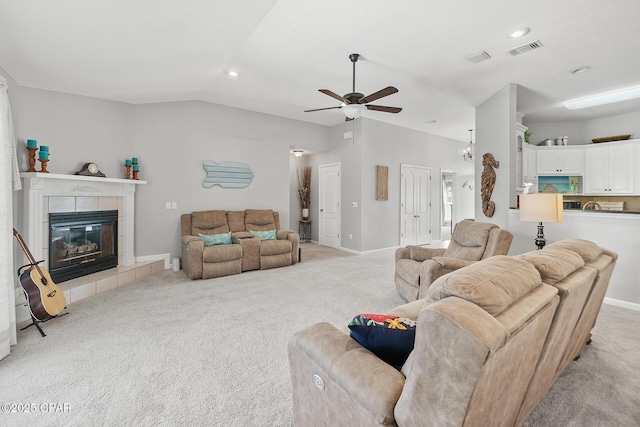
[{"x1": 320, "y1": 209, "x2": 324, "y2": 212}]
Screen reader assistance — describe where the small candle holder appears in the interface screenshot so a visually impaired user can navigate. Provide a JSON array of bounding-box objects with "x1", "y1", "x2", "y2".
[
  {"x1": 132, "y1": 169, "x2": 139, "y2": 180},
  {"x1": 124, "y1": 164, "x2": 132, "y2": 179},
  {"x1": 26, "y1": 147, "x2": 38, "y2": 172},
  {"x1": 38, "y1": 158, "x2": 50, "y2": 173}
]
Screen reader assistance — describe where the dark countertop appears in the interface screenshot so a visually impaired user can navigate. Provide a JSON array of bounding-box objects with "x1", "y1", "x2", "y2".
[{"x1": 566, "y1": 208, "x2": 640, "y2": 214}]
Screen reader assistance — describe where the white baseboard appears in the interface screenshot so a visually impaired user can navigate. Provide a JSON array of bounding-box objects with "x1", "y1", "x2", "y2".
[
  {"x1": 136, "y1": 253, "x2": 171, "y2": 269},
  {"x1": 603, "y1": 297, "x2": 640, "y2": 312},
  {"x1": 337, "y1": 245, "x2": 401, "y2": 255},
  {"x1": 338, "y1": 246, "x2": 361, "y2": 254}
]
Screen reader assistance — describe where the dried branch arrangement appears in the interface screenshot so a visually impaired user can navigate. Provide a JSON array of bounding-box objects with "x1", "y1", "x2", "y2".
[{"x1": 297, "y1": 166, "x2": 311, "y2": 210}]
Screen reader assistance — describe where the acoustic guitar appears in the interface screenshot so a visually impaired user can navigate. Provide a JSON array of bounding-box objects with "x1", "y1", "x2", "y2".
[{"x1": 13, "y1": 228, "x2": 66, "y2": 321}]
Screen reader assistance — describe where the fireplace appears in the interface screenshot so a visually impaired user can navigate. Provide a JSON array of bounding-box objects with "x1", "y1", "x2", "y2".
[{"x1": 49, "y1": 210, "x2": 118, "y2": 282}]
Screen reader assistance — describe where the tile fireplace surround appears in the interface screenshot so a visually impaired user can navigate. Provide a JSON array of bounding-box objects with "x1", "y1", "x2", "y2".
[{"x1": 16, "y1": 173, "x2": 158, "y2": 322}]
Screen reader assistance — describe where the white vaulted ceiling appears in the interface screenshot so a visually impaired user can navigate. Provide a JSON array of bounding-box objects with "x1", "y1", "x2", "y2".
[{"x1": 2, "y1": 0, "x2": 640, "y2": 141}]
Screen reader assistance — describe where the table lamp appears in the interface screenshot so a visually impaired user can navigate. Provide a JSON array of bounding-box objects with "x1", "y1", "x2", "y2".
[{"x1": 519, "y1": 193, "x2": 563, "y2": 250}]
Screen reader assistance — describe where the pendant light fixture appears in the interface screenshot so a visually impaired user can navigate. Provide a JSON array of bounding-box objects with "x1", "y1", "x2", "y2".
[{"x1": 462, "y1": 129, "x2": 474, "y2": 161}]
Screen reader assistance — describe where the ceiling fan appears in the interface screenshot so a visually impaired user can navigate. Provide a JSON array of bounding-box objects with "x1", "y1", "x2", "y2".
[{"x1": 304, "y1": 53, "x2": 402, "y2": 121}]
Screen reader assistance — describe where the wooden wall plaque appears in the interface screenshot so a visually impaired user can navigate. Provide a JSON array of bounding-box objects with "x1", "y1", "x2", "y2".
[{"x1": 376, "y1": 165, "x2": 389, "y2": 201}]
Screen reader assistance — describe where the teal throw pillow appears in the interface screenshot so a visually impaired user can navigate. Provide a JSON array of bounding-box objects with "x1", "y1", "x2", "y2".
[
  {"x1": 199, "y1": 232, "x2": 232, "y2": 246},
  {"x1": 249, "y1": 229, "x2": 276, "y2": 241}
]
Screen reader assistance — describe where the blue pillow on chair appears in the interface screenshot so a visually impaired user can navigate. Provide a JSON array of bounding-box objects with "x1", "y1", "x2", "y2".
[
  {"x1": 348, "y1": 313, "x2": 417, "y2": 366},
  {"x1": 199, "y1": 232, "x2": 232, "y2": 246}
]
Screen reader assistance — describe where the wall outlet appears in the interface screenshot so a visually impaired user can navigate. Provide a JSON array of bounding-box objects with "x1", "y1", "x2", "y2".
[
  {"x1": 171, "y1": 202, "x2": 177, "y2": 209},
  {"x1": 349, "y1": 234, "x2": 353, "y2": 240},
  {"x1": 165, "y1": 202, "x2": 171, "y2": 209}
]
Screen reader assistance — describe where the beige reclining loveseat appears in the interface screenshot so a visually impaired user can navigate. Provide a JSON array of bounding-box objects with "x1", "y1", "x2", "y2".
[
  {"x1": 288, "y1": 239, "x2": 616, "y2": 426},
  {"x1": 181, "y1": 209, "x2": 299, "y2": 280}
]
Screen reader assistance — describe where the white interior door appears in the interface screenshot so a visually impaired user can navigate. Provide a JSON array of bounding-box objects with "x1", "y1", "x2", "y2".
[
  {"x1": 319, "y1": 163, "x2": 341, "y2": 248},
  {"x1": 400, "y1": 165, "x2": 431, "y2": 246}
]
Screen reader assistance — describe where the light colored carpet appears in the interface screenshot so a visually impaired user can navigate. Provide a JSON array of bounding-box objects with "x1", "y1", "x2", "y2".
[{"x1": 1, "y1": 243, "x2": 639, "y2": 426}]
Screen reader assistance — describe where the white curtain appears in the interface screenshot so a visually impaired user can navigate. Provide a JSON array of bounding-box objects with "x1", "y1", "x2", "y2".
[{"x1": 0, "y1": 75, "x2": 21, "y2": 360}]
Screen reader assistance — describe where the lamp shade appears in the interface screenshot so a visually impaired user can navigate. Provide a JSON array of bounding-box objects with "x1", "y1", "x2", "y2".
[{"x1": 520, "y1": 193, "x2": 563, "y2": 223}]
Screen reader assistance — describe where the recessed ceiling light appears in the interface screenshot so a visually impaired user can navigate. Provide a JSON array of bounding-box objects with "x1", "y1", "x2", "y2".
[
  {"x1": 227, "y1": 70, "x2": 239, "y2": 77},
  {"x1": 509, "y1": 27, "x2": 530, "y2": 38},
  {"x1": 571, "y1": 67, "x2": 591, "y2": 74}
]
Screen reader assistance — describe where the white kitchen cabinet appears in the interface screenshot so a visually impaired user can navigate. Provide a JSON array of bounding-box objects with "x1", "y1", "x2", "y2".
[
  {"x1": 523, "y1": 144, "x2": 536, "y2": 180},
  {"x1": 536, "y1": 148, "x2": 584, "y2": 175},
  {"x1": 636, "y1": 144, "x2": 640, "y2": 192},
  {"x1": 515, "y1": 123, "x2": 527, "y2": 191},
  {"x1": 584, "y1": 143, "x2": 634, "y2": 194}
]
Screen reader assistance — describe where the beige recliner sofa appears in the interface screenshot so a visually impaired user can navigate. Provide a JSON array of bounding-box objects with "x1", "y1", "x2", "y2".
[
  {"x1": 181, "y1": 209, "x2": 299, "y2": 280},
  {"x1": 395, "y1": 219, "x2": 513, "y2": 301},
  {"x1": 288, "y1": 239, "x2": 616, "y2": 426}
]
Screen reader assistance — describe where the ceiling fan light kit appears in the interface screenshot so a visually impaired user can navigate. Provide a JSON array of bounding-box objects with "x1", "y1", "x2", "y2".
[
  {"x1": 304, "y1": 53, "x2": 402, "y2": 121},
  {"x1": 343, "y1": 104, "x2": 366, "y2": 119}
]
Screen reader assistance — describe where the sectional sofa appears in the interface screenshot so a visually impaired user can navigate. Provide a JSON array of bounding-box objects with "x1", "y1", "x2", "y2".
[{"x1": 288, "y1": 239, "x2": 616, "y2": 426}]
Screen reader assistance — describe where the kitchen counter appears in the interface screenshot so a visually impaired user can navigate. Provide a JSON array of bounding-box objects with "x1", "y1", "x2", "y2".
[
  {"x1": 508, "y1": 208, "x2": 640, "y2": 310},
  {"x1": 511, "y1": 207, "x2": 640, "y2": 214},
  {"x1": 565, "y1": 209, "x2": 640, "y2": 214}
]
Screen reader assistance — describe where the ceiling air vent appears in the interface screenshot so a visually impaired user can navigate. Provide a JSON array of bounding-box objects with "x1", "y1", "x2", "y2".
[
  {"x1": 466, "y1": 51, "x2": 492, "y2": 64},
  {"x1": 507, "y1": 40, "x2": 544, "y2": 56}
]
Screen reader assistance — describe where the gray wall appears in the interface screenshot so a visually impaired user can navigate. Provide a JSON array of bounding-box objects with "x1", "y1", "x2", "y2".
[
  {"x1": 3, "y1": 70, "x2": 135, "y2": 180},
  {"x1": 475, "y1": 83, "x2": 517, "y2": 228},
  {"x1": 133, "y1": 101, "x2": 328, "y2": 258},
  {"x1": 305, "y1": 120, "x2": 363, "y2": 251},
  {"x1": 360, "y1": 120, "x2": 475, "y2": 251},
  {"x1": 304, "y1": 118, "x2": 475, "y2": 252}
]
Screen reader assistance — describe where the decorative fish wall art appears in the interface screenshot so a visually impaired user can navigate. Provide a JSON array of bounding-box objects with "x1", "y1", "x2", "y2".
[{"x1": 202, "y1": 161, "x2": 254, "y2": 188}]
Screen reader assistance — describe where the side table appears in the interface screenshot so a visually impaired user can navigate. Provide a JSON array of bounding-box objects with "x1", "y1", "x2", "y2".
[{"x1": 299, "y1": 220, "x2": 311, "y2": 242}]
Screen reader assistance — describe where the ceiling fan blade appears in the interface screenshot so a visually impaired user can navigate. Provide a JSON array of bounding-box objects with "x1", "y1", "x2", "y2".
[
  {"x1": 365, "y1": 105, "x2": 402, "y2": 113},
  {"x1": 319, "y1": 89, "x2": 348, "y2": 104},
  {"x1": 359, "y1": 86, "x2": 398, "y2": 104},
  {"x1": 304, "y1": 106, "x2": 342, "y2": 112}
]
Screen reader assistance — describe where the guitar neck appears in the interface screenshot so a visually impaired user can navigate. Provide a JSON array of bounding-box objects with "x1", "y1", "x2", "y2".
[{"x1": 13, "y1": 228, "x2": 41, "y2": 269}]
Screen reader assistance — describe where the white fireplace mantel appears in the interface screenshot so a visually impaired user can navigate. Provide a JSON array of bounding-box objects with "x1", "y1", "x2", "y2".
[{"x1": 19, "y1": 173, "x2": 147, "y2": 267}]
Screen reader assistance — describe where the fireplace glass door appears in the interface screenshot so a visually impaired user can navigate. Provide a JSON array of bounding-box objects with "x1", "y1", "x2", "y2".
[{"x1": 49, "y1": 210, "x2": 118, "y2": 282}]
